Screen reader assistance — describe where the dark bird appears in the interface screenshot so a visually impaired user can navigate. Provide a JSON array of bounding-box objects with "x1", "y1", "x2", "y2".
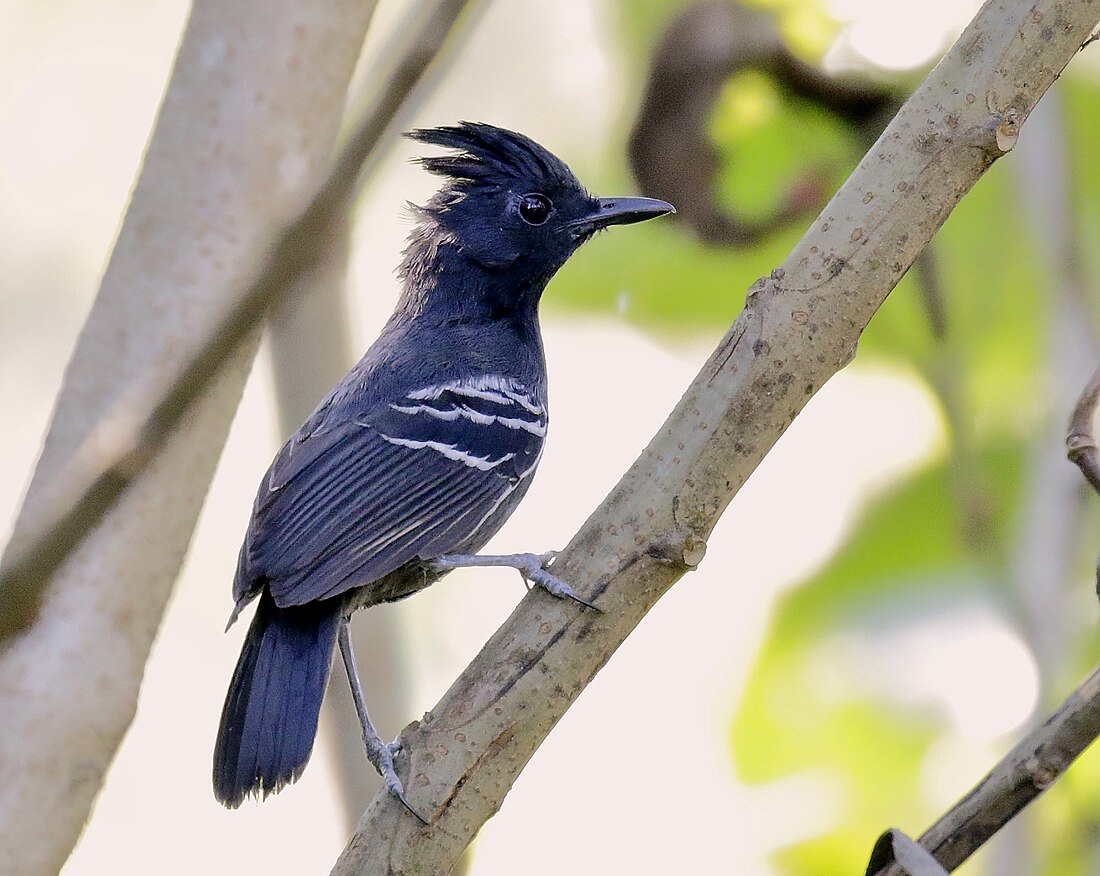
[{"x1": 213, "y1": 122, "x2": 674, "y2": 812}]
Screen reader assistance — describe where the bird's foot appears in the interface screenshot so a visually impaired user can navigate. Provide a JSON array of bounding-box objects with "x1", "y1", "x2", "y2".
[
  {"x1": 516, "y1": 554, "x2": 601, "y2": 611},
  {"x1": 339, "y1": 623, "x2": 427, "y2": 823},
  {"x1": 432, "y1": 551, "x2": 600, "y2": 611},
  {"x1": 367, "y1": 739, "x2": 427, "y2": 824}
]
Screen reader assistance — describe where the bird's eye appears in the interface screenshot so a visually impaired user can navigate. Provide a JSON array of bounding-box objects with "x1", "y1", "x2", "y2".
[{"x1": 518, "y1": 193, "x2": 552, "y2": 226}]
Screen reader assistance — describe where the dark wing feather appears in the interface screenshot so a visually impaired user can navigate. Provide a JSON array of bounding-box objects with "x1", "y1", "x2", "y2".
[{"x1": 239, "y1": 389, "x2": 545, "y2": 609}]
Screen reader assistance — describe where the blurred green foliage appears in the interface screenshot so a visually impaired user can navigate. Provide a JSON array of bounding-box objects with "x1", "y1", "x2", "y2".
[
  {"x1": 556, "y1": 1, "x2": 1100, "y2": 872},
  {"x1": 734, "y1": 456, "x2": 1017, "y2": 873}
]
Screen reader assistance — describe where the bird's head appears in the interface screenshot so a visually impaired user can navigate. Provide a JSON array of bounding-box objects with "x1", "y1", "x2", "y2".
[{"x1": 401, "y1": 122, "x2": 673, "y2": 298}]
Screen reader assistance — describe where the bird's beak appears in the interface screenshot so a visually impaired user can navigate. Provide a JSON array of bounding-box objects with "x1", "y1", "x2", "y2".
[{"x1": 570, "y1": 197, "x2": 675, "y2": 235}]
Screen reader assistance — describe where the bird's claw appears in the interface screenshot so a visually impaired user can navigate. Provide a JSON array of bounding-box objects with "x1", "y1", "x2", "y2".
[
  {"x1": 521, "y1": 555, "x2": 601, "y2": 612},
  {"x1": 373, "y1": 744, "x2": 428, "y2": 824},
  {"x1": 391, "y1": 783, "x2": 428, "y2": 825}
]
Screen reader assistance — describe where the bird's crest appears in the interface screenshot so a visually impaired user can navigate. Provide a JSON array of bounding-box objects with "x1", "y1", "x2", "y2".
[
  {"x1": 406, "y1": 122, "x2": 573, "y2": 193},
  {"x1": 398, "y1": 123, "x2": 584, "y2": 282}
]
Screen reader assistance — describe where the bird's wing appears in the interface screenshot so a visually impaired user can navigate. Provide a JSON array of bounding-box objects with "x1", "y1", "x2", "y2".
[{"x1": 242, "y1": 377, "x2": 547, "y2": 608}]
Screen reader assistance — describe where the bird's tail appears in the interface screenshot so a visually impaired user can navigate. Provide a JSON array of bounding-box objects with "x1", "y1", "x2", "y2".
[{"x1": 213, "y1": 587, "x2": 342, "y2": 808}]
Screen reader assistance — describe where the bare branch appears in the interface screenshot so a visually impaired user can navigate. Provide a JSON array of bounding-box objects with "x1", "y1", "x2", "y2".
[
  {"x1": 331, "y1": 1, "x2": 1100, "y2": 873},
  {"x1": 1066, "y1": 364, "x2": 1100, "y2": 494},
  {"x1": 869, "y1": 664, "x2": 1100, "y2": 875},
  {"x1": 0, "y1": 0, "x2": 475, "y2": 643}
]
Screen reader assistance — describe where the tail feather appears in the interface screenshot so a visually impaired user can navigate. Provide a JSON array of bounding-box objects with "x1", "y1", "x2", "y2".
[{"x1": 213, "y1": 588, "x2": 342, "y2": 808}]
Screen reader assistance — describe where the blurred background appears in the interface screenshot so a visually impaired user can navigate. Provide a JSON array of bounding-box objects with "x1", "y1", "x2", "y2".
[{"x1": 2, "y1": 0, "x2": 1100, "y2": 873}]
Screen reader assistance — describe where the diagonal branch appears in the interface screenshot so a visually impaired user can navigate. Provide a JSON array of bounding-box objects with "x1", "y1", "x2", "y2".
[
  {"x1": 331, "y1": 1, "x2": 1100, "y2": 873},
  {"x1": 0, "y1": 0, "x2": 476, "y2": 644},
  {"x1": 868, "y1": 663, "x2": 1100, "y2": 875}
]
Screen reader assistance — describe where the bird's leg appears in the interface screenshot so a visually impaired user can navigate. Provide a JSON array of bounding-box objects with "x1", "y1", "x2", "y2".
[
  {"x1": 431, "y1": 551, "x2": 600, "y2": 611},
  {"x1": 337, "y1": 622, "x2": 427, "y2": 823}
]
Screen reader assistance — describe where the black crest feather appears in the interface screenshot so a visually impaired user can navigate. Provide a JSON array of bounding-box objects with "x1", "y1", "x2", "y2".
[{"x1": 406, "y1": 122, "x2": 572, "y2": 191}]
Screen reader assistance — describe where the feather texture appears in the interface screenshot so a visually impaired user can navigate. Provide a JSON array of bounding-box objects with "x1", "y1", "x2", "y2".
[
  {"x1": 236, "y1": 375, "x2": 546, "y2": 608},
  {"x1": 213, "y1": 590, "x2": 342, "y2": 808}
]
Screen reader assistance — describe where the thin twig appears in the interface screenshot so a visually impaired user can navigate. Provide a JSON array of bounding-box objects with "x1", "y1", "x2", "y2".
[
  {"x1": 0, "y1": 0, "x2": 474, "y2": 643},
  {"x1": 1066, "y1": 363, "x2": 1100, "y2": 494},
  {"x1": 869, "y1": 664, "x2": 1100, "y2": 875}
]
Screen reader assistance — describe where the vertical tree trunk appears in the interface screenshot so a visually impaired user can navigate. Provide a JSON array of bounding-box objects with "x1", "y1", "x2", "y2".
[{"x1": 0, "y1": 4, "x2": 377, "y2": 873}]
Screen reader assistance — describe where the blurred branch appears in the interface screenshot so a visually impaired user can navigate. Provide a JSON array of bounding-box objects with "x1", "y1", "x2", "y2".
[
  {"x1": 332, "y1": 1, "x2": 1100, "y2": 873},
  {"x1": 877, "y1": 59, "x2": 1100, "y2": 876},
  {"x1": 0, "y1": 0, "x2": 476, "y2": 644},
  {"x1": 868, "y1": 663, "x2": 1100, "y2": 875},
  {"x1": 0, "y1": 3, "x2": 382, "y2": 872},
  {"x1": 911, "y1": 250, "x2": 948, "y2": 341},
  {"x1": 628, "y1": 0, "x2": 894, "y2": 246},
  {"x1": 265, "y1": 0, "x2": 486, "y2": 838},
  {"x1": 1066, "y1": 363, "x2": 1100, "y2": 601},
  {"x1": 1006, "y1": 87, "x2": 1096, "y2": 700},
  {"x1": 1066, "y1": 364, "x2": 1100, "y2": 494},
  {"x1": 266, "y1": 195, "x2": 383, "y2": 829},
  {"x1": 629, "y1": 1, "x2": 957, "y2": 351}
]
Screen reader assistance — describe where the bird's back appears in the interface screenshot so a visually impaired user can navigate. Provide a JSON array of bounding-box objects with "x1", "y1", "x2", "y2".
[{"x1": 233, "y1": 306, "x2": 549, "y2": 615}]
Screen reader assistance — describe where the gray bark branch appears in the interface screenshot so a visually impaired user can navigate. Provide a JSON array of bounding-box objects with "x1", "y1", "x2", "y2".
[
  {"x1": 331, "y1": 1, "x2": 1100, "y2": 873},
  {"x1": 869, "y1": 663, "x2": 1100, "y2": 874}
]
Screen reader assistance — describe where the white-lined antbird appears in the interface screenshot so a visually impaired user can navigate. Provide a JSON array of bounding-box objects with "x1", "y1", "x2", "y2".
[{"x1": 213, "y1": 122, "x2": 674, "y2": 813}]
